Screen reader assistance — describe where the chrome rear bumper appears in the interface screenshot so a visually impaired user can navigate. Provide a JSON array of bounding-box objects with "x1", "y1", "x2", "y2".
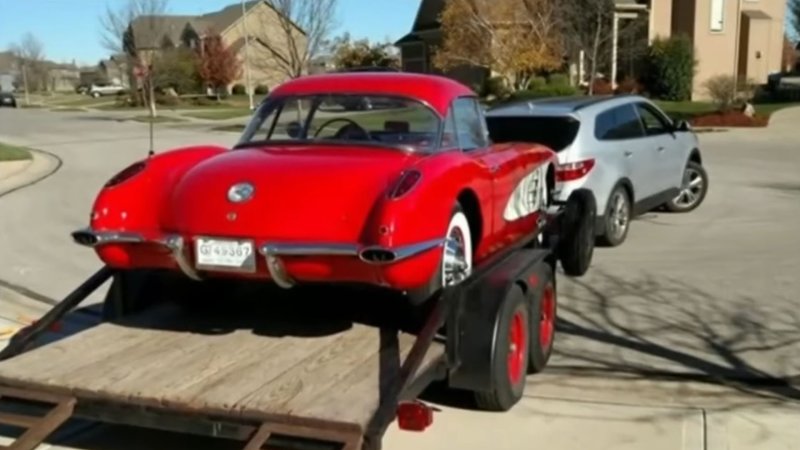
[{"x1": 71, "y1": 228, "x2": 446, "y2": 289}]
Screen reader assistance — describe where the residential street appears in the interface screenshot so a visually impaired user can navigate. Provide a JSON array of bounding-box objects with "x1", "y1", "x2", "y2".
[{"x1": 1, "y1": 107, "x2": 800, "y2": 449}]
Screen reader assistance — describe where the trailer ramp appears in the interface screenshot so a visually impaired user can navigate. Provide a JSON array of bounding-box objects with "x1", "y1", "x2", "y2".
[{"x1": 0, "y1": 296, "x2": 446, "y2": 450}]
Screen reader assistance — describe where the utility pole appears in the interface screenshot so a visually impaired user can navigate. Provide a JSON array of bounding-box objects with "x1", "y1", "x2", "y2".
[{"x1": 242, "y1": 0, "x2": 254, "y2": 110}]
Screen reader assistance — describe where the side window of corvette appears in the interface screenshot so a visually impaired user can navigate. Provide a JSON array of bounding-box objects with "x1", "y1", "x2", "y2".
[{"x1": 452, "y1": 97, "x2": 489, "y2": 151}]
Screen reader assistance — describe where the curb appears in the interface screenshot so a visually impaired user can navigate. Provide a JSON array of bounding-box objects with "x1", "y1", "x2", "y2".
[{"x1": 0, "y1": 147, "x2": 63, "y2": 198}]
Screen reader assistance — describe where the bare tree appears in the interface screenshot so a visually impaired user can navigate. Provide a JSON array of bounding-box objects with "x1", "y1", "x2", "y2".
[
  {"x1": 252, "y1": 0, "x2": 339, "y2": 79},
  {"x1": 98, "y1": 0, "x2": 170, "y2": 118},
  {"x1": 10, "y1": 33, "x2": 48, "y2": 100},
  {"x1": 559, "y1": 0, "x2": 615, "y2": 94},
  {"x1": 433, "y1": 0, "x2": 564, "y2": 91}
]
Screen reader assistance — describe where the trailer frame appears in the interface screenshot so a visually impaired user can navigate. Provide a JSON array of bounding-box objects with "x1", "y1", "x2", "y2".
[{"x1": 0, "y1": 190, "x2": 596, "y2": 450}]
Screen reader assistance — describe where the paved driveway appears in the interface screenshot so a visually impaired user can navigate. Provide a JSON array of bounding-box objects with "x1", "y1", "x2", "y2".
[{"x1": 1, "y1": 107, "x2": 799, "y2": 449}]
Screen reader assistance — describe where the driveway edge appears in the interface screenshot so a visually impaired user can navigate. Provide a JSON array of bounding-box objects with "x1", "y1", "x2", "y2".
[{"x1": 0, "y1": 148, "x2": 63, "y2": 198}]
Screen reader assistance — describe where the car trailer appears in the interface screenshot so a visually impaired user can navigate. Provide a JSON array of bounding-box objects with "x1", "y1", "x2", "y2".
[{"x1": 0, "y1": 190, "x2": 595, "y2": 450}]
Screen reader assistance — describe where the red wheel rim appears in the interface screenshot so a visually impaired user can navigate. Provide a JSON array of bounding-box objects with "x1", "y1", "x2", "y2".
[
  {"x1": 540, "y1": 284, "x2": 556, "y2": 352},
  {"x1": 507, "y1": 310, "x2": 527, "y2": 384}
]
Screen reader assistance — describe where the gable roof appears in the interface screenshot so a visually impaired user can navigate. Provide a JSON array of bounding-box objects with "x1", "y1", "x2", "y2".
[{"x1": 129, "y1": 0, "x2": 305, "y2": 50}]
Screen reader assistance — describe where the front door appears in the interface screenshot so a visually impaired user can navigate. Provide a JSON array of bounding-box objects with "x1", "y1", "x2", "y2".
[{"x1": 634, "y1": 102, "x2": 684, "y2": 194}]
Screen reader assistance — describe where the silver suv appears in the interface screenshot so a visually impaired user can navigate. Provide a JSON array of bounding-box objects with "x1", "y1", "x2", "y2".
[{"x1": 485, "y1": 95, "x2": 708, "y2": 246}]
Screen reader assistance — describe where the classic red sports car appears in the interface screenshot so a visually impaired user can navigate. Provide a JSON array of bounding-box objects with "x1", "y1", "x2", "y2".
[{"x1": 72, "y1": 72, "x2": 564, "y2": 302}]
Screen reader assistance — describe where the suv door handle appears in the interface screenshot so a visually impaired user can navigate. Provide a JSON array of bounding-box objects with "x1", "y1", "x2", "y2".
[
  {"x1": 624, "y1": 151, "x2": 633, "y2": 157},
  {"x1": 657, "y1": 146, "x2": 665, "y2": 152}
]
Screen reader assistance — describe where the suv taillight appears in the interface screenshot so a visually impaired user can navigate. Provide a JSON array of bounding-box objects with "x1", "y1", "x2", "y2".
[{"x1": 556, "y1": 159, "x2": 595, "y2": 182}]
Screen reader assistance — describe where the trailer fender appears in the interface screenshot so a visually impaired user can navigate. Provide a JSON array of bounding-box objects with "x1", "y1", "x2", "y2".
[{"x1": 447, "y1": 248, "x2": 552, "y2": 392}]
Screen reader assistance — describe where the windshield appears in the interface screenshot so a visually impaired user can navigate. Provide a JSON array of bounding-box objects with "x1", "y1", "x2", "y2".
[
  {"x1": 485, "y1": 116, "x2": 581, "y2": 152},
  {"x1": 237, "y1": 94, "x2": 442, "y2": 152}
]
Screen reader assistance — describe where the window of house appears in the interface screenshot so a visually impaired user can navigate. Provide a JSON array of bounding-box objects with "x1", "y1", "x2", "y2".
[{"x1": 710, "y1": 0, "x2": 725, "y2": 32}]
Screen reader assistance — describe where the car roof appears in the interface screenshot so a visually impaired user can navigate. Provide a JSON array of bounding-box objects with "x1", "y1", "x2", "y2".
[
  {"x1": 485, "y1": 94, "x2": 650, "y2": 118},
  {"x1": 270, "y1": 72, "x2": 475, "y2": 116}
]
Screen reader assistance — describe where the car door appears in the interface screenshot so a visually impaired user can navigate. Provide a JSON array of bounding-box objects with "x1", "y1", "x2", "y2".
[
  {"x1": 449, "y1": 97, "x2": 518, "y2": 236},
  {"x1": 594, "y1": 103, "x2": 659, "y2": 203},
  {"x1": 633, "y1": 102, "x2": 685, "y2": 193}
]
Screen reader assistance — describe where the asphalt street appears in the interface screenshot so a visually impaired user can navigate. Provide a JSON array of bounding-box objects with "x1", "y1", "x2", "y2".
[{"x1": 1, "y1": 107, "x2": 799, "y2": 449}]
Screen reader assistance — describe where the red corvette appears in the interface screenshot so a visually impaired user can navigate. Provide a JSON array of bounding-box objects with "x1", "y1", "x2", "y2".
[{"x1": 72, "y1": 72, "x2": 562, "y2": 302}]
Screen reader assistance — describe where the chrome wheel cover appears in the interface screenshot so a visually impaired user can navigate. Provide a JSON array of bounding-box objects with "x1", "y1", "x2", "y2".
[
  {"x1": 673, "y1": 167, "x2": 704, "y2": 208},
  {"x1": 607, "y1": 192, "x2": 629, "y2": 240},
  {"x1": 443, "y1": 227, "x2": 469, "y2": 286}
]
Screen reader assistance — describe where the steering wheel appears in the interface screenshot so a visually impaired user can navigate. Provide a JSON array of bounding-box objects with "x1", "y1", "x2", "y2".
[{"x1": 313, "y1": 118, "x2": 372, "y2": 140}]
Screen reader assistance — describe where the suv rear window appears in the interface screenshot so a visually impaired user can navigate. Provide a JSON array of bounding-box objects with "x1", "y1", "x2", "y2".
[{"x1": 485, "y1": 116, "x2": 580, "y2": 151}]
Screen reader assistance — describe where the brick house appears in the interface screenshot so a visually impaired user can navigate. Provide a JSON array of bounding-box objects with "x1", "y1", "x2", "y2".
[{"x1": 125, "y1": 0, "x2": 306, "y2": 93}]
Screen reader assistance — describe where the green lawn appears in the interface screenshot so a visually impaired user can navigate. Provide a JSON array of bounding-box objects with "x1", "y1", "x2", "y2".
[
  {"x1": 0, "y1": 143, "x2": 33, "y2": 161},
  {"x1": 654, "y1": 100, "x2": 800, "y2": 121},
  {"x1": 212, "y1": 124, "x2": 247, "y2": 133},
  {"x1": 50, "y1": 107, "x2": 87, "y2": 112},
  {"x1": 182, "y1": 109, "x2": 252, "y2": 120},
  {"x1": 130, "y1": 115, "x2": 186, "y2": 123}
]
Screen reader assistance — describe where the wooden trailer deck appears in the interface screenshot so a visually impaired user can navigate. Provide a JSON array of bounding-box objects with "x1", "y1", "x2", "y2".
[{"x1": 0, "y1": 295, "x2": 446, "y2": 448}]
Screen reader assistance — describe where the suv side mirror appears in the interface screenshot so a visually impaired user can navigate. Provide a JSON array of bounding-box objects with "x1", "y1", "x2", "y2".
[{"x1": 674, "y1": 120, "x2": 691, "y2": 132}]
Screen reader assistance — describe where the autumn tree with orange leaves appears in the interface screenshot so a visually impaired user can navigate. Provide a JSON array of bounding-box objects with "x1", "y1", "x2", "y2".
[
  {"x1": 196, "y1": 30, "x2": 242, "y2": 100},
  {"x1": 432, "y1": 0, "x2": 564, "y2": 91}
]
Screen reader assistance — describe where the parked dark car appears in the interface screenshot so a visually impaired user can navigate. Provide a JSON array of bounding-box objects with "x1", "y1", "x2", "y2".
[{"x1": 0, "y1": 92, "x2": 17, "y2": 108}]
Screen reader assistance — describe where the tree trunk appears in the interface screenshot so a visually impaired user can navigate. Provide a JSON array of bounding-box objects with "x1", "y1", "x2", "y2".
[
  {"x1": 148, "y1": 79, "x2": 157, "y2": 118},
  {"x1": 589, "y1": 13, "x2": 603, "y2": 95}
]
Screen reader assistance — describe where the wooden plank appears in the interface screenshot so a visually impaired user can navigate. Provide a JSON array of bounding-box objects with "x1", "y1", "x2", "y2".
[
  {"x1": 0, "y1": 299, "x2": 447, "y2": 432},
  {"x1": 290, "y1": 331, "x2": 445, "y2": 428},
  {"x1": 0, "y1": 305, "x2": 181, "y2": 378},
  {"x1": 231, "y1": 323, "x2": 380, "y2": 415}
]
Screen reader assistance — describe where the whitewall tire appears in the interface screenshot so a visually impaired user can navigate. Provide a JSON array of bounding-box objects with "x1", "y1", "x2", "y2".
[{"x1": 441, "y1": 209, "x2": 473, "y2": 287}]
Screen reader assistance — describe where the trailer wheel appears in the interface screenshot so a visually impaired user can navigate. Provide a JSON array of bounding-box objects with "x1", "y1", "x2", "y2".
[
  {"x1": 474, "y1": 285, "x2": 530, "y2": 412},
  {"x1": 527, "y1": 263, "x2": 557, "y2": 373},
  {"x1": 557, "y1": 189, "x2": 596, "y2": 277}
]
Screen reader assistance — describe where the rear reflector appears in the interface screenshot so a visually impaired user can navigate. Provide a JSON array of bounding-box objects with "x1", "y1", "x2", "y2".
[
  {"x1": 556, "y1": 159, "x2": 595, "y2": 182},
  {"x1": 396, "y1": 401, "x2": 434, "y2": 432}
]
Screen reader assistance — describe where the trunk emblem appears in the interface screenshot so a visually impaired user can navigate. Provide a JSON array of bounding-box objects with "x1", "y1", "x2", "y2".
[{"x1": 228, "y1": 182, "x2": 255, "y2": 203}]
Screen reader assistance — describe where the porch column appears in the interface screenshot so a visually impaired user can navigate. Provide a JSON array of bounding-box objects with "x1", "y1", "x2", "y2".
[{"x1": 612, "y1": 12, "x2": 619, "y2": 90}]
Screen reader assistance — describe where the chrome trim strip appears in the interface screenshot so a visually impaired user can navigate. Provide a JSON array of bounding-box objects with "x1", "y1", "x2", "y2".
[
  {"x1": 391, "y1": 238, "x2": 445, "y2": 262},
  {"x1": 257, "y1": 244, "x2": 300, "y2": 289},
  {"x1": 260, "y1": 243, "x2": 359, "y2": 256},
  {"x1": 157, "y1": 234, "x2": 202, "y2": 281},
  {"x1": 359, "y1": 238, "x2": 445, "y2": 265}
]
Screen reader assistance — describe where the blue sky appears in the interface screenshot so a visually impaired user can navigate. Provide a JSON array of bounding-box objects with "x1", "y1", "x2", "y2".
[{"x1": 0, "y1": 0, "x2": 420, "y2": 66}]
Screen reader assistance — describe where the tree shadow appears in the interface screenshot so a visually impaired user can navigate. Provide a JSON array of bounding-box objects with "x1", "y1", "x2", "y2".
[{"x1": 548, "y1": 268, "x2": 800, "y2": 404}]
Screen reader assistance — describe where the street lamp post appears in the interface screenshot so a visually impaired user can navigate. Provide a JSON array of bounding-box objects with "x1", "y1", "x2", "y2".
[{"x1": 241, "y1": 0, "x2": 254, "y2": 110}]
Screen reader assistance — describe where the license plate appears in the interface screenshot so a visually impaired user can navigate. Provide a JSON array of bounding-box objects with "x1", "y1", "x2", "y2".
[{"x1": 195, "y1": 237, "x2": 256, "y2": 272}]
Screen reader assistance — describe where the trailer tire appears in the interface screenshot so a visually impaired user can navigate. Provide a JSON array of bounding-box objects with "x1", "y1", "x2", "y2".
[
  {"x1": 527, "y1": 263, "x2": 557, "y2": 373},
  {"x1": 557, "y1": 189, "x2": 596, "y2": 277},
  {"x1": 474, "y1": 285, "x2": 529, "y2": 412}
]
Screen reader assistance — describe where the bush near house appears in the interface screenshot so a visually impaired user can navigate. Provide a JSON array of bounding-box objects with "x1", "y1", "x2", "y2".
[
  {"x1": 232, "y1": 84, "x2": 246, "y2": 95},
  {"x1": 642, "y1": 34, "x2": 697, "y2": 101},
  {"x1": 254, "y1": 85, "x2": 269, "y2": 95},
  {"x1": 615, "y1": 76, "x2": 644, "y2": 94}
]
